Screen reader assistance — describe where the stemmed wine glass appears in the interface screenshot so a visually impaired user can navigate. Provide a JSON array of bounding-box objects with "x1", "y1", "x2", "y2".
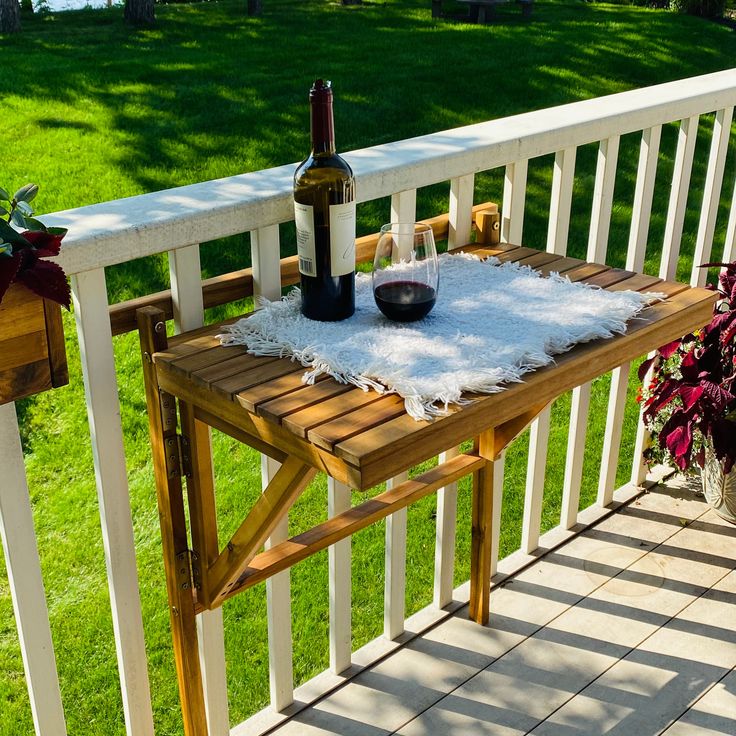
[{"x1": 372, "y1": 223, "x2": 439, "y2": 322}]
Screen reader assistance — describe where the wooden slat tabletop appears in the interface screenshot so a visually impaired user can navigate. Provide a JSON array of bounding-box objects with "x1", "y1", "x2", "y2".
[{"x1": 153, "y1": 244, "x2": 718, "y2": 490}]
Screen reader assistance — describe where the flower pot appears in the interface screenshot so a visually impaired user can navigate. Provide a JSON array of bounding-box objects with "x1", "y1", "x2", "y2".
[
  {"x1": 702, "y1": 449, "x2": 736, "y2": 525},
  {"x1": 0, "y1": 282, "x2": 68, "y2": 405}
]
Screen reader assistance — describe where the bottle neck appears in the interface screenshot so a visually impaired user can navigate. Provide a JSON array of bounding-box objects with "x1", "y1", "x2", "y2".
[{"x1": 310, "y1": 96, "x2": 335, "y2": 156}]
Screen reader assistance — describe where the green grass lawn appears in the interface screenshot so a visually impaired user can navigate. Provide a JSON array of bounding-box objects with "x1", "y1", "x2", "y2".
[{"x1": 2, "y1": 1, "x2": 736, "y2": 734}]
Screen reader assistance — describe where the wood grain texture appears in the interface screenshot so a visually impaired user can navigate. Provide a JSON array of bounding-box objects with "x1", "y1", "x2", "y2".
[
  {"x1": 0, "y1": 283, "x2": 67, "y2": 404},
  {"x1": 136, "y1": 306, "x2": 208, "y2": 736},
  {"x1": 207, "y1": 457, "x2": 317, "y2": 604},
  {"x1": 219, "y1": 453, "x2": 485, "y2": 601},
  {"x1": 151, "y1": 261, "x2": 717, "y2": 491},
  {"x1": 43, "y1": 297, "x2": 68, "y2": 389},
  {"x1": 469, "y1": 430, "x2": 495, "y2": 625}
]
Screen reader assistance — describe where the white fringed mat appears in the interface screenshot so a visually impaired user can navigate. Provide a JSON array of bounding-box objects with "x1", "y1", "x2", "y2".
[{"x1": 220, "y1": 253, "x2": 660, "y2": 421}]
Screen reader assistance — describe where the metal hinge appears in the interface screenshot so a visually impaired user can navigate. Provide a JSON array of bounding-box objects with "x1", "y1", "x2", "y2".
[
  {"x1": 164, "y1": 434, "x2": 192, "y2": 479},
  {"x1": 175, "y1": 549, "x2": 201, "y2": 592}
]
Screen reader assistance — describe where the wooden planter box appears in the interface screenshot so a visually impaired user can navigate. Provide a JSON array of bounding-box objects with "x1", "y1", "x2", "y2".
[{"x1": 0, "y1": 283, "x2": 68, "y2": 405}]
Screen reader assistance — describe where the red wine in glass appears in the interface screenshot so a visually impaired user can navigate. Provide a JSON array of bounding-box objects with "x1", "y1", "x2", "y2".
[
  {"x1": 374, "y1": 280, "x2": 436, "y2": 322},
  {"x1": 373, "y1": 223, "x2": 439, "y2": 322}
]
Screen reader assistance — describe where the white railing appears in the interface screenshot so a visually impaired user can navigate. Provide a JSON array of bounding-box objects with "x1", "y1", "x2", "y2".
[{"x1": 2, "y1": 68, "x2": 736, "y2": 736}]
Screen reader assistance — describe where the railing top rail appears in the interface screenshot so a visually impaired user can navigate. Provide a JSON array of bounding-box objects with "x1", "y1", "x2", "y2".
[{"x1": 50, "y1": 69, "x2": 736, "y2": 277}]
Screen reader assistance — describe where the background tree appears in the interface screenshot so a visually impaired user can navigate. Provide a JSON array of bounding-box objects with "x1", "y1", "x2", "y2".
[
  {"x1": 0, "y1": 0, "x2": 21, "y2": 33},
  {"x1": 124, "y1": 0, "x2": 154, "y2": 26}
]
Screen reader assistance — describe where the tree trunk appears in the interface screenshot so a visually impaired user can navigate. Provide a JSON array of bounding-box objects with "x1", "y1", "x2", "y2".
[
  {"x1": 124, "y1": 0, "x2": 154, "y2": 26},
  {"x1": 0, "y1": 0, "x2": 21, "y2": 33}
]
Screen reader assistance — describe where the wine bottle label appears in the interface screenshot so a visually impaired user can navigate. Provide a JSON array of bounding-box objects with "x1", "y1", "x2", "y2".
[
  {"x1": 294, "y1": 202, "x2": 317, "y2": 277},
  {"x1": 329, "y1": 201, "x2": 356, "y2": 277}
]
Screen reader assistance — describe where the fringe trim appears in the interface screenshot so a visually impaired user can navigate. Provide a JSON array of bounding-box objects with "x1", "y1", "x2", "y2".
[{"x1": 220, "y1": 256, "x2": 665, "y2": 422}]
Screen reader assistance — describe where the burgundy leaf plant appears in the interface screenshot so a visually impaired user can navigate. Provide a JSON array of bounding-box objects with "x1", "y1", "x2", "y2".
[
  {"x1": 0, "y1": 183, "x2": 70, "y2": 309},
  {"x1": 639, "y1": 261, "x2": 736, "y2": 474}
]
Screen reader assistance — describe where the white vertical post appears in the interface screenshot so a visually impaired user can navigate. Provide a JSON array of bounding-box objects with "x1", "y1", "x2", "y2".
[
  {"x1": 168, "y1": 244, "x2": 205, "y2": 332},
  {"x1": 0, "y1": 402, "x2": 66, "y2": 736},
  {"x1": 328, "y1": 478, "x2": 352, "y2": 674},
  {"x1": 384, "y1": 471, "x2": 408, "y2": 640},
  {"x1": 390, "y1": 190, "x2": 417, "y2": 225},
  {"x1": 724, "y1": 175, "x2": 736, "y2": 264},
  {"x1": 168, "y1": 245, "x2": 230, "y2": 735},
  {"x1": 692, "y1": 107, "x2": 734, "y2": 287},
  {"x1": 433, "y1": 449, "x2": 458, "y2": 609},
  {"x1": 521, "y1": 405, "x2": 551, "y2": 554},
  {"x1": 250, "y1": 225, "x2": 295, "y2": 710},
  {"x1": 546, "y1": 147, "x2": 577, "y2": 255},
  {"x1": 433, "y1": 178, "x2": 474, "y2": 605},
  {"x1": 562, "y1": 137, "x2": 618, "y2": 528},
  {"x1": 523, "y1": 148, "x2": 576, "y2": 553},
  {"x1": 382, "y1": 192, "x2": 416, "y2": 639},
  {"x1": 598, "y1": 363, "x2": 631, "y2": 506},
  {"x1": 501, "y1": 161, "x2": 528, "y2": 244},
  {"x1": 587, "y1": 136, "x2": 620, "y2": 264},
  {"x1": 598, "y1": 127, "x2": 660, "y2": 496},
  {"x1": 627, "y1": 125, "x2": 662, "y2": 273},
  {"x1": 560, "y1": 384, "x2": 591, "y2": 530},
  {"x1": 261, "y1": 455, "x2": 293, "y2": 710},
  {"x1": 448, "y1": 174, "x2": 474, "y2": 249},
  {"x1": 631, "y1": 118, "x2": 699, "y2": 485},
  {"x1": 660, "y1": 116, "x2": 699, "y2": 281},
  {"x1": 71, "y1": 269, "x2": 155, "y2": 736}
]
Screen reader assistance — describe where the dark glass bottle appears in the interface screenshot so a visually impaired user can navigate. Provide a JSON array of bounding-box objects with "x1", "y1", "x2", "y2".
[{"x1": 293, "y1": 79, "x2": 356, "y2": 321}]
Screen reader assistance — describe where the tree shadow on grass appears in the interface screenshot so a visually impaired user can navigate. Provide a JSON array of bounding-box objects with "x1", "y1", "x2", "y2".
[{"x1": 1, "y1": 0, "x2": 735, "y2": 300}]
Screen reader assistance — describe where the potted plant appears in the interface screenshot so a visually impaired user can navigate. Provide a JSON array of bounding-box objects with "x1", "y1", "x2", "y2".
[
  {"x1": 639, "y1": 261, "x2": 736, "y2": 523},
  {"x1": 0, "y1": 183, "x2": 70, "y2": 404}
]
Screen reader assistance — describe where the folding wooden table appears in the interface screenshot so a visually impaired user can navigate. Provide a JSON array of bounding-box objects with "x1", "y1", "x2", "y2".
[{"x1": 138, "y1": 242, "x2": 717, "y2": 736}]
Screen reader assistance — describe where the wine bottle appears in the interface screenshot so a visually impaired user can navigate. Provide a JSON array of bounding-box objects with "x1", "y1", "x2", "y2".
[{"x1": 294, "y1": 79, "x2": 356, "y2": 321}]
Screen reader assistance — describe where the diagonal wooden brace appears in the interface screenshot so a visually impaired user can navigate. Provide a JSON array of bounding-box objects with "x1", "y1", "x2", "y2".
[{"x1": 206, "y1": 456, "x2": 317, "y2": 606}]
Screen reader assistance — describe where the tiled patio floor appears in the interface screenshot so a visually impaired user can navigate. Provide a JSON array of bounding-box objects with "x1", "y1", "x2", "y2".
[{"x1": 266, "y1": 478, "x2": 736, "y2": 736}]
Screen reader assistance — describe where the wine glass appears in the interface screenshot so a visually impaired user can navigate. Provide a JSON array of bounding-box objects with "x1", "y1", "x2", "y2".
[{"x1": 372, "y1": 223, "x2": 439, "y2": 322}]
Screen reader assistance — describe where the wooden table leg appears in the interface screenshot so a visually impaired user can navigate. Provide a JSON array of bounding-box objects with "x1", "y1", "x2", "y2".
[
  {"x1": 469, "y1": 429, "x2": 495, "y2": 625},
  {"x1": 139, "y1": 307, "x2": 208, "y2": 736}
]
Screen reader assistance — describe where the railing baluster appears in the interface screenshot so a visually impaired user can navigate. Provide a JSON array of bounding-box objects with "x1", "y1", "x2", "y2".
[
  {"x1": 168, "y1": 245, "x2": 230, "y2": 734},
  {"x1": 71, "y1": 268, "x2": 155, "y2": 736},
  {"x1": 724, "y1": 175, "x2": 736, "y2": 264},
  {"x1": 390, "y1": 189, "x2": 417, "y2": 226},
  {"x1": 431, "y1": 177, "x2": 475, "y2": 603},
  {"x1": 631, "y1": 117, "x2": 699, "y2": 485},
  {"x1": 597, "y1": 128, "x2": 660, "y2": 503},
  {"x1": 448, "y1": 174, "x2": 475, "y2": 249},
  {"x1": 691, "y1": 107, "x2": 734, "y2": 287},
  {"x1": 588, "y1": 136, "x2": 620, "y2": 264},
  {"x1": 522, "y1": 148, "x2": 576, "y2": 552},
  {"x1": 660, "y1": 115, "x2": 699, "y2": 281},
  {"x1": 250, "y1": 225, "x2": 295, "y2": 709},
  {"x1": 562, "y1": 137, "x2": 619, "y2": 528},
  {"x1": 546, "y1": 147, "x2": 577, "y2": 255},
  {"x1": 384, "y1": 472, "x2": 408, "y2": 639},
  {"x1": 380, "y1": 193, "x2": 417, "y2": 639},
  {"x1": 561, "y1": 384, "x2": 591, "y2": 529},
  {"x1": 328, "y1": 478, "x2": 352, "y2": 673},
  {"x1": 261, "y1": 456, "x2": 293, "y2": 709},
  {"x1": 628, "y1": 125, "x2": 662, "y2": 273},
  {"x1": 0, "y1": 402, "x2": 66, "y2": 736},
  {"x1": 598, "y1": 364, "x2": 631, "y2": 506},
  {"x1": 433, "y1": 449, "x2": 458, "y2": 608},
  {"x1": 522, "y1": 405, "x2": 551, "y2": 554},
  {"x1": 501, "y1": 160, "x2": 528, "y2": 244}
]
